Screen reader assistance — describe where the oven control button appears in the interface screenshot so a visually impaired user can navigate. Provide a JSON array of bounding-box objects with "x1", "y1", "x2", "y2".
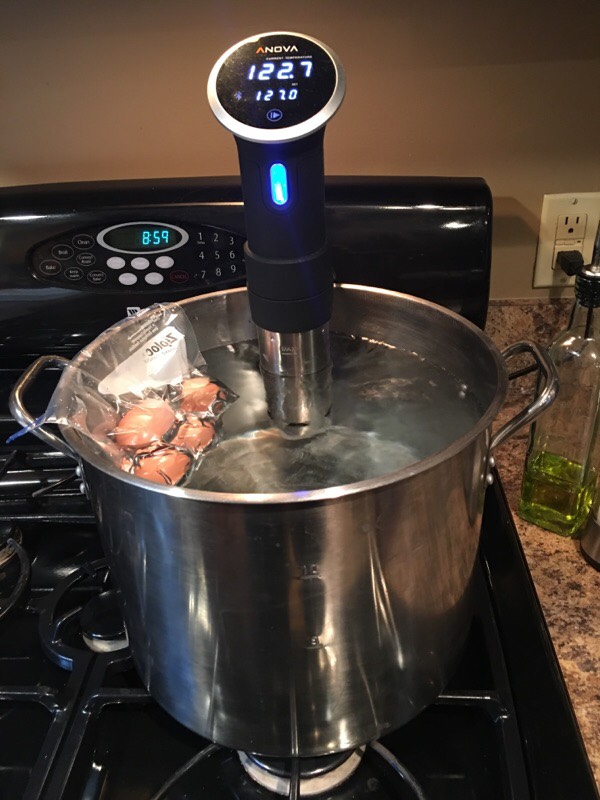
[
  {"x1": 107, "y1": 256, "x2": 126, "y2": 270},
  {"x1": 72, "y1": 234, "x2": 95, "y2": 249},
  {"x1": 65, "y1": 267, "x2": 84, "y2": 281},
  {"x1": 119, "y1": 272, "x2": 138, "y2": 286},
  {"x1": 155, "y1": 255, "x2": 174, "y2": 269},
  {"x1": 87, "y1": 270, "x2": 107, "y2": 284},
  {"x1": 170, "y1": 270, "x2": 189, "y2": 284},
  {"x1": 131, "y1": 257, "x2": 150, "y2": 270},
  {"x1": 52, "y1": 244, "x2": 74, "y2": 260},
  {"x1": 39, "y1": 259, "x2": 62, "y2": 276},
  {"x1": 145, "y1": 272, "x2": 164, "y2": 285},
  {"x1": 76, "y1": 253, "x2": 96, "y2": 267}
]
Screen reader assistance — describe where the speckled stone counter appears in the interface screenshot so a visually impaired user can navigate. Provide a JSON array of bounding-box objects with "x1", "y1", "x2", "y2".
[{"x1": 486, "y1": 298, "x2": 600, "y2": 790}]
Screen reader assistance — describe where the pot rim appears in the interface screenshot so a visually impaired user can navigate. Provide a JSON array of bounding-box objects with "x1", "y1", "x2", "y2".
[{"x1": 64, "y1": 284, "x2": 508, "y2": 505}]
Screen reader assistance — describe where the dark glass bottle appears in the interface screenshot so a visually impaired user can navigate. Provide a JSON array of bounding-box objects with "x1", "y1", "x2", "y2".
[{"x1": 519, "y1": 263, "x2": 600, "y2": 537}]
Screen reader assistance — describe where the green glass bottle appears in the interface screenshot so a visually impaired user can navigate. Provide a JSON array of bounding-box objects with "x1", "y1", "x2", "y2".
[{"x1": 519, "y1": 260, "x2": 600, "y2": 537}]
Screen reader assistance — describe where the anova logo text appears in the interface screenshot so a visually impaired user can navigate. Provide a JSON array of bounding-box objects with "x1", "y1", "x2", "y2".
[{"x1": 256, "y1": 45, "x2": 299, "y2": 54}]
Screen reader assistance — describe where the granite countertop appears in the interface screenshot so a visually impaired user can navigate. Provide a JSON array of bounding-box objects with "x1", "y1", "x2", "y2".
[{"x1": 486, "y1": 299, "x2": 600, "y2": 791}]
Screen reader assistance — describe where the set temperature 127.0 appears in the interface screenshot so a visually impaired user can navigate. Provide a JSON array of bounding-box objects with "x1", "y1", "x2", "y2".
[{"x1": 255, "y1": 88, "x2": 298, "y2": 102}]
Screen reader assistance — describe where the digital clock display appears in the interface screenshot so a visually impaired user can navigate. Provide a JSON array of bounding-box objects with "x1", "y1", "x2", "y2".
[
  {"x1": 215, "y1": 33, "x2": 337, "y2": 130},
  {"x1": 98, "y1": 223, "x2": 188, "y2": 253}
]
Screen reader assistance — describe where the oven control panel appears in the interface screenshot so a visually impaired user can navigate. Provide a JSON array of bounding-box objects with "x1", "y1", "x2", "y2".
[{"x1": 31, "y1": 221, "x2": 246, "y2": 292}]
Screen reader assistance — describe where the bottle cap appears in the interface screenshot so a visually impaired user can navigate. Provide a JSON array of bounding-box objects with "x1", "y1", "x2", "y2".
[{"x1": 575, "y1": 265, "x2": 600, "y2": 308}]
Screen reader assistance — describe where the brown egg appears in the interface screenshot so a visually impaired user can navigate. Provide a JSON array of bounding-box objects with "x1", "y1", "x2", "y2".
[
  {"x1": 114, "y1": 399, "x2": 176, "y2": 449},
  {"x1": 179, "y1": 376, "x2": 221, "y2": 414},
  {"x1": 170, "y1": 417, "x2": 215, "y2": 453},
  {"x1": 131, "y1": 446, "x2": 191, "y2": 486}
]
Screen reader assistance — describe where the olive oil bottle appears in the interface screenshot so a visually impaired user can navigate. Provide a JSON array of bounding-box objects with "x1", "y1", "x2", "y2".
[
  {"x1": 519, "y1": 452, "x2": 596, "y2": 536},
  {"x1": 519, "y1": 253, "x2": 600, "y2": 538}
]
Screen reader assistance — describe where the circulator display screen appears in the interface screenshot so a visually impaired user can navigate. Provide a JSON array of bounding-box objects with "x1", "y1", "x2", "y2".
[{"x1": 215, "y1": 33, "x2": 337, "y2": 130}]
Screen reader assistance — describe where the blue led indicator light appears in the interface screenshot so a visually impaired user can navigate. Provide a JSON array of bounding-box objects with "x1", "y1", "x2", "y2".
[{"x1": 270, "y1": 163, "x2": 289, "y2": 206}]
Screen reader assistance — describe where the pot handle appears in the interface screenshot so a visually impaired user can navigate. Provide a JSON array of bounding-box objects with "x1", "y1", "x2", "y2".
[
  {"x1": 489, "y1": 340, "x2": 558, "y2": 452},
  {"x1": 8, "y1": 355, "x2": 79, "y2": 462}
]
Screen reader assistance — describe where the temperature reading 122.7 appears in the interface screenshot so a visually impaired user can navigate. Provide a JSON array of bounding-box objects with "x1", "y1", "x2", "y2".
[{"x1": 246, "y1": 60, "x2": 313, "y2": 81}]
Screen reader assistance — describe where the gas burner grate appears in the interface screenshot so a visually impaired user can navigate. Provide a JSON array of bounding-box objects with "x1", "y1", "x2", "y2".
[
  {"x1": 0, "y1": 449, "x2": 17, "y2": 480},
  {"x1": 38, "y1": 558, "x2": 130, "y2": 671},
  {"x1": 30, "y1": 470, "x2": 78, "y2": 499},
  {"x1": 149, "y1": 742, "x2": 221, "y2": 800},
  {"x1": 0, "y1": 524, "x2": 30, "y2": 622},
  {"x1": 0, "y1": 446, "x2": 93, "y2": 523},
  {"x1": 45, "y1": 665, "x2": 531, "y2": 800}
]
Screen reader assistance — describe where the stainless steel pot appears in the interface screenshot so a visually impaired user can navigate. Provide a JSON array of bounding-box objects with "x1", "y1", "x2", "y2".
[{"x1": 10, "y1": 285, "x2": 557, "y2": 757}]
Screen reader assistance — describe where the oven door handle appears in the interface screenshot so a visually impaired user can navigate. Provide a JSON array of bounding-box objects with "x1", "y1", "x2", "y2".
[{"x1": 9, "y1": 355, "x2": 80, "y2": 462}]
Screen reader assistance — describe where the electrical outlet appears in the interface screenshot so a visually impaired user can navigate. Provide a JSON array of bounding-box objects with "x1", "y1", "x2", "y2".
[
  {"x1": 555, "y1": 213, "x2": 587, "y2": 242},
  {"x1": 533, "y1": 192, "x2": 600, "y2": 288}
]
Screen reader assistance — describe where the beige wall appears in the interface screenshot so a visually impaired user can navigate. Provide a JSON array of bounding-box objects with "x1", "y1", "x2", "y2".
[{"x1": 2, "y1": 0, "x2": 599, "y2": 298}]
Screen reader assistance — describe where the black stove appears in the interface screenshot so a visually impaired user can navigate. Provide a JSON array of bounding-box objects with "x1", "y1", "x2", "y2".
[{"x1": 0, "y1": 178, "x2": 597, "y2": 799}]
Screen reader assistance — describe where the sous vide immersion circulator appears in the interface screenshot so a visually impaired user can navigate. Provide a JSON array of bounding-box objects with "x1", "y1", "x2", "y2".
[{"x1": 208, "y1": 32, "x2": 345, "y2": 426}]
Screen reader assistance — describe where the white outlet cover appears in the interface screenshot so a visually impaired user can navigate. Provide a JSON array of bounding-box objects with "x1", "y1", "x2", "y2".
[{"x1": 533, "y1": 192, "x2": 600, "y2": 288}]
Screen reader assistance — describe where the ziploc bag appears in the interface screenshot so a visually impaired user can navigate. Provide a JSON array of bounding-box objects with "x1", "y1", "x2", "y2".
[{"x1": 11, "y1": 303, "x2": 237, "y2": 487}]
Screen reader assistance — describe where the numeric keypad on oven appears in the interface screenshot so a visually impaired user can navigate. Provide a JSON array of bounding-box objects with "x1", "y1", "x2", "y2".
[
  {"x1": 31, "y1": 223, "x2": 246, "y2": 292},
  {"x1": 194, "y1": 229, "x2": 243, "y2": 287}
]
